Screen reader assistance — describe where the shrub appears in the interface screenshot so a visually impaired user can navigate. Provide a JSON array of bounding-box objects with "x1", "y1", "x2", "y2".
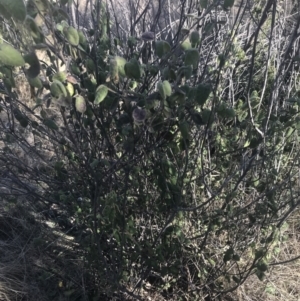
[{"x1": 0, "y1": 0, "x2": 300, "y2": 300}]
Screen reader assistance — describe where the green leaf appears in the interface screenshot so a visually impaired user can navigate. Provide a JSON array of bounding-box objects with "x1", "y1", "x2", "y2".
[
  {"x1": 63, "y1": 26, "x2": 79, "y2": 46},
  {"x1": 0, "y1": 0, "x2": 26, "y2": 22},
  {"x1": 179, "y1": 121, "x2": 190, "y2": 139},
  {"x1": 43, "y1": 119, "x2": 59, "y2": 130},
  {"x1": 66, "y1": 82, "x2": 74, "y2": 97},
  {"x1": 127, "y1": 36, "x2": 137, "y2": 47},
  {"x1": 223, "y1": 247, "x2": 234, "y2": 262},
  {"x1": 23, "y1": 51, "x2": 40, "y2": 78},
  {"x1": 218, "y1": 54, "x2": 226, "y2": 68},
  {"x1": 155, "y1": 40, "x2": 171, "y2": 58},
  {"x1": 0, "y1": 3, "x2": 12, "y2": 19},
  {"x1": 115, "y1": 56, "x2": 127, "y2": 77},
  {"x1": 195, "y1": 83, "x2": 211, "y2": 106},
  {"x1": 149, "y1": 65, "x2": 159, "y2": 76},
  {"x1": 129, "y1": 80, "x2": 138, "y2": 90},
  {"x1": 60, "y1": 0, "x2": 69, "y2": 5},
  {"x1": 125, "y1": 58, "x2": 141, "y2": 80},
  {"x1": 28, "y1": 76, "x2": 43, "y2": 89},
  {"x1": 201, "y1": 109, "x2": 214, "y2": 126},
  {"x1": 178, "y1": 65, "x2": 193, "y2": 79},
  {"x1": 25, "y1": 16, "x2": 44, "y2": 43},
  {"x1": 199, "y1": 0, "x2": 208, "y2": 8},
  {"x1": 0, "y1": 43, "x2": 25, "y2": 66},
  {"x1": 70, "y1": 62, "x2": 81, "y2": 75},
  {"x1": 50, "y1": 80, "x2": 67, "y2": 98},
  {"x1": 179, "y1": 137, "x2": 190, "y2": 151},
  {"x1": 217, "y1": 102, "x2": 235, "y2": 119},
  {"x1": 181, "y1": 38, "x2": 192, "y2": 51},
  {"x1": 254, "y1": 248, "x2": 265, "y2": 260},
  {"x1": 86, "y1": 59, "x2": 95, "y2": 73},
  {"x1": 94, "y1": 85, "x2": 108, "y2": 104},
  {"x1": 52, "y1": 71, "x2": 67, "y2": 82},
  {"x1": 83, "y1": 77, "x2": 97, "y2": 92},
  {"x1": 3, "y1": 77, "x2": 14, "y2": 91},
  {"x1": 255, "y1": 270, "x2": 266, "y2": 281},
  {"x1": 75, "y1": 95, "x2": 86, "y2": 113},
  {"x1": 181, "y1": 28, "x2": 190, "y2": 35},
  {"x1": 169, "y1": 90, "x2": 186, "y2": 105},
  {"x1": 232, "y1": 254, "x2": 240, "y2": 261},
  {"x1": 257, "y1": 260, "x2": 268, "y2": 272},
  {"x1": 223, "y1": 0, "x2": 235, "y2": 9},
  {"x1": 109, "y1": 58, "x2": 119, "y2": 81},
  {"x1": 13, "y1": 108, "x2": 28, "y2": 128},
  {"x1": 184, "y1": 65, "x2": 193, "y2": 79},
  {"x1": 190, "y1": 31, "x2": 200, "y2": 45},
  {"x1": 27, "y1": 0, "x2": 49, "y2": 16},
  {"x1": 191, "y1": 112, "x2": 204, "y2": 125},
  {"x1": 78, "y1": 30, "x2": 88, "y2": 50},
  {"x1": 64, "y1": 289, "x2": 76, "y2": 297},
  {"x1": 90, "y1": 159, "x2": 99, "y2": 169},
  {"x1": 158, "y1": 80, "x2": 172, "y2": 100},
  {"x1": 184, "y1": 49, "x2": 199, "y2": 67}
]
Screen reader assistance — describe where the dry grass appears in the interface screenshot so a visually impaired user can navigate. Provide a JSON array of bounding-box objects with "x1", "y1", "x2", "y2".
[
  {"x1": 0, "y1": 202, "x2": 44, "y2": 301},
  {"x1": 0, "y1": 198, "x2": 90, "y2": 301},
  {"x1": 231, "y1": 209, "x2": 300, "y2": 301}
]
